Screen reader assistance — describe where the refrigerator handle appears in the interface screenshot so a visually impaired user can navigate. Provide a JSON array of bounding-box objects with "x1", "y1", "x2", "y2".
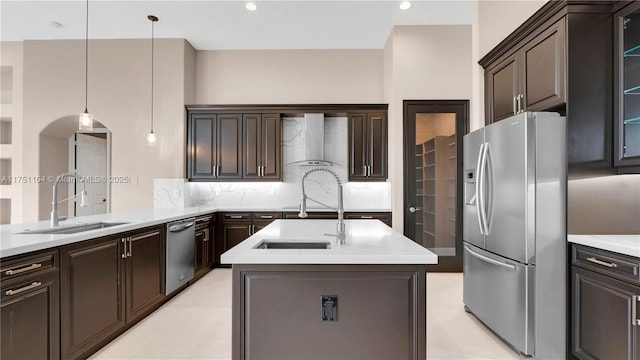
[
  {"x1": 481, "y1": 143, "x2": 491, "y2": 235},
  {"x1": 475, "y1": 143, "x2": 485, "y2": 235},
  {"x1": 478, "y1": 142, "x2": 490, "y2": 235},
  {"x1": 465, "y1": 245, "x2": 516, "y2": 270}
]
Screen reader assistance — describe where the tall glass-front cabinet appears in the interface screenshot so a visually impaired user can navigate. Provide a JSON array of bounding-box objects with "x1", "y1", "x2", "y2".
[{"x1": 615, "y1": 1, "x2": 640, "y2": 170}]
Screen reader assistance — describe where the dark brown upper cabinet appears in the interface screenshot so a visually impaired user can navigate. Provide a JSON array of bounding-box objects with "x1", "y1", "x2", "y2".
[
  {"x1": 485, "y1": 17, "x2": 566, "y2": 123},
  {"x1": 243, "y1": 114, "x2": 282, "y2": 180},
  {"x1": 348, "y1": 112, "x2": 387, "y2": 181},
  {"x1": 187, "y1": 112, "x2": 242, "y2": 180},
  {"x1": 480, "y1": 1, "x2": 617, "y2": 178},
  {"x1": 614, "y1": 1, "x2": 640, "y2": 172}
]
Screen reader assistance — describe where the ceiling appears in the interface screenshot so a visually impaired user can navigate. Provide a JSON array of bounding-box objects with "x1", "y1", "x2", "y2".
[{"x1": 1, "y1": 1, "x2": 472, "y2": 50}]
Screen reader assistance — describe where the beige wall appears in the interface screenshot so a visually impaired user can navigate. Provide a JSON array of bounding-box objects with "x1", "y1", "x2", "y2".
[
  {"x1": 568, "y1": 175, "x2": 640, "y2": 234},
  {"x1": 0, "y1": 42, "x2": 24, "y2": 223},
  {"x1": 195, "y1": 50, "x2": 383, "y2": 104},
  {"x1": 21, "y1": 39, "x2": 192, "y2": 222},
  {"x1": 385, "y1": 25, "x2": 472, "y2": 229},
  {"x1": 38, "y1": 134, "x2": 69, "y2": 220}
]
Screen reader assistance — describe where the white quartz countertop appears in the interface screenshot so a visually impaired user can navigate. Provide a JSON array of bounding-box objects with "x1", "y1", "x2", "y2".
[
  {"x1": 221, "y1": 219, "x2": 438, "y2": 265},
  {"x1": 568, "y1": 234, "x2": 640, "y2": 258},
  {"x1": 0, "y1": 207, "x2": 220, "y2": 258},
  {"x1": 0, "y1": 207, "x2": 392, "y2": 258}
]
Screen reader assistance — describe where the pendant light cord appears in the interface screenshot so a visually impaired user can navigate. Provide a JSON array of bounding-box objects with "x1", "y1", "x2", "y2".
[
  {"x1": 151, "y1": 18, "x2": 154, "y2": 132},
  {"x1": 84, "y1": 0, "x2": 89, "y2": 112}
]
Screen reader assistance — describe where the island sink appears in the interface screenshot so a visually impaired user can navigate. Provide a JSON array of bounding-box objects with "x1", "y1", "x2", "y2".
[
  {"x1": 17, "y1": 222, "x2": 128, "y2": 235},
  {"x1": 254, "y1": 240, "x2": 331, "y2": 249}
]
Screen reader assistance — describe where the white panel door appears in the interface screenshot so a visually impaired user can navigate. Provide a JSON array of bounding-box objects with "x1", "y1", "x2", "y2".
[{"x1": 71, "y1": 133, "x2": 108, "y2": 217}]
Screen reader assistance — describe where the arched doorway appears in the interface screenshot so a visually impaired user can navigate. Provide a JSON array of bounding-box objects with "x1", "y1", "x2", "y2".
[{"x1": 38, "y1": 116, "x2": 111, "y2": 221}]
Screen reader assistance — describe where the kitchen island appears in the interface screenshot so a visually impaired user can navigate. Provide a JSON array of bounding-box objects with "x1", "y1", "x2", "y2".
[{"x1": 221, "y1": 219, "x2": 437, "y2": 360}]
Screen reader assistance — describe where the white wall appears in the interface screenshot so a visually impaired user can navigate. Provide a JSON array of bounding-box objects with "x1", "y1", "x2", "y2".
[
  {"x1": 20, "y1": 39, "x2": 193, "y2": 222},
  {"x1": 195, "y1": 50, "x2": 383, "y2": 104},
  {"x1": 384, "y1": 25, "x2": 472, "y2": 229}
]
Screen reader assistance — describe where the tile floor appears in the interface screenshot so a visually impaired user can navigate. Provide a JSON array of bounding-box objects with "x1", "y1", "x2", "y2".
[{"x1": 90, "y1": 270, "x2": 527, "y2": 360}]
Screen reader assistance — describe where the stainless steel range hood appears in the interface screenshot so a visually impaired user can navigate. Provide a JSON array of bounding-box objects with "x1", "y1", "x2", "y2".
[{"x1": 287, "y1": 113, "x2": 337, "y2": 166}]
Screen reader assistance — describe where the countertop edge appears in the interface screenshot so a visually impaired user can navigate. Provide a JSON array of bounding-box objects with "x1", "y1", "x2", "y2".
[{"x1": 568, "y1": 234, "x2": 640, "y2": 258}]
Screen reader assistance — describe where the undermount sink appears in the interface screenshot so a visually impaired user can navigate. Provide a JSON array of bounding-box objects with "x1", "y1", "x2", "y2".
[
  {"x1": 254, "y1": 240, "x2": 331, "y2": 249},
  {"x1": 17, "y1": 222, "x2": 129, "y2": 235}
]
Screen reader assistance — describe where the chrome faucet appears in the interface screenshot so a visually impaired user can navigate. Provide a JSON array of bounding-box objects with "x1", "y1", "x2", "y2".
[
  {"x1": 51, "y1": 173, "x2": 88, "y2": 227},
  {"x1": 299, "y1": 168, "x2": 346, "y2": 244}
]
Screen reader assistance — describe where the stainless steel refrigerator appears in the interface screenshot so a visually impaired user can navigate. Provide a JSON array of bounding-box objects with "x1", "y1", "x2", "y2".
[{"x1": 463, "y1": 112, "x2": 566, "y2": 359}]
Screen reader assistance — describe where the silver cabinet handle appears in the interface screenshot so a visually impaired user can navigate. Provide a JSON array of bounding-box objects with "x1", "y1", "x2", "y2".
[
  {"x1": 516, "y1": 94, "x2": 522, "y2": 113},
  {"x1": 408, "y1": 206, "x2": 422, "y2": 213},
  {"x1": 5, "y1": 263, "x2": 42, "y2": 275},
  {"x1": 513, "y1": 96, "x2": 517, "y2": 115},
  {"x1": 360, "y1": 216, "x2": 374, "y2": 219},
  {"x1": 368, "y1": 165, "x2": 372, "y2": 177},
  {"x1": 586, "y1": 256, "x2": 618, "y2": 268},
  {"x1": 121, "y1": 238, "x2": 128, "y2": 259},
  {"x1": 229, "y1": 215, "x2": 243, "y2": 219},
  {"x1": 465, "y1": 245, "x2": 516, "y2": 270},
  {"x1": 128, "y1": 237, "x2": 132, "y2": 258},
  {"x1": 260, "y1": 215, "x2": 273, "y2": 219},
  {"x1": 363, "y1": 166, "x2": 367, "y2": 176},
  {"x1": 6, "y1": 281, "x2": 42, "y2": 296}
]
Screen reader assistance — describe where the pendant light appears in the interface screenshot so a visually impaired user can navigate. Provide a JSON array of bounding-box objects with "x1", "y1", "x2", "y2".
[
  {"x1": 146, "y1": 15, "x2": 158, "y2": 147},
  {"x1": 79, "y1": 0, "x2": 93, "y2": 131}
]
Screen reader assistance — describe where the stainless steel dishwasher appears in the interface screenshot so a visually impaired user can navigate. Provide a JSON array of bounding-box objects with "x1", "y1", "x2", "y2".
[{"x1": 165, "y1": 217, "x2": 195, "y2": 295}]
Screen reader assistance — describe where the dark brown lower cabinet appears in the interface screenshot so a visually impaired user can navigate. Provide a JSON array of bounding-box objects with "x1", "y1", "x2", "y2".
[
  {"x1": 1, "y1": 272, "x2": 60, "y2": 360},
  {"x1": 572, "y1": 245, "x2": 640, "y2": 360},
  {"x1": 194, "y1": 215, "x2": 215, "y2": 281},
  {"x1": 125, "y1": 227, "x2": 165, "y2": 323},
  {"x1": 61, "y1": 235, "x2": 125, "y2": 360},
  {"x1": 61, "y1": 226, "x2": 165, "y2": 360}
]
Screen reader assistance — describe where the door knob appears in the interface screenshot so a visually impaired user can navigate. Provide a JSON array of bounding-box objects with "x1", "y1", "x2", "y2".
[{"x1": 408, "y1": 206, "x2": 422, "y2": 213}]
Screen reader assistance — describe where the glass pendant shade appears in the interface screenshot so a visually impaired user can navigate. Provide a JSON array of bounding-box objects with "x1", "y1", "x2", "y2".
[
  {"x1": 147, "y1": 131, "x2": 157, "y2": 147},
  {"x1": 79, "y1": 109, "x2": 93, "y2": 131}
]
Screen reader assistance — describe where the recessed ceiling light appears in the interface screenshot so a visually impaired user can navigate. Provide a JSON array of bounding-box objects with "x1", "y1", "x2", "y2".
[
  {"x1": 246, "y1": 2, "x2": 257, "y2": 11},
  {"x1": 399, "y1": 1, "x2": 412, "y2": 10}
]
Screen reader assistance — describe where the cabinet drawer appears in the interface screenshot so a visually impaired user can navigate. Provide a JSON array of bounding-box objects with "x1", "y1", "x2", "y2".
[
  {"x1": 223, "y1": 212, "x2": 251, "y2": 222},
  {"x1": 195, "y1": 215, "x2": 213, "y2": 230},
  {"x1": 252, "y1": 212, "x2": 281, "y2": 221},
  {"x1": 345, "y1": 212, "x2": 390, "y2": 224},
  {"x1": 1, "y1": 249, "x2": 59, "y2": 285},
  {"x1": 572, "y1": 244, "x2": 640, "y2": 285}
]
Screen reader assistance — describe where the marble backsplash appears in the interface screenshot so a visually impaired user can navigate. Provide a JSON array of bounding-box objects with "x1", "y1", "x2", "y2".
[{"x1": 154, "y1": 117, "x2": 392, "y2": 211}]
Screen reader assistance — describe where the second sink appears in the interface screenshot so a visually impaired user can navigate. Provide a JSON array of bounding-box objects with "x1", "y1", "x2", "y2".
[
  {"x1": 254, "y1": 240, "x2": 331, "y2": 249},
  {"x1": 18, "y1": 222, "x2": 129, "y2": 235}
]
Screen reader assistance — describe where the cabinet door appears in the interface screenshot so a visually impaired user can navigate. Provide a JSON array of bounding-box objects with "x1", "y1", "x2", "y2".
[
  {"x1": 522, "y1": 18, "x2": 566, "y2": 112},
  {"x1": 223, "y1": 223, "x2": 252, "y2": 251},
  {"x1": 614, "y1": 2, "x2": 640, "y2": 169},
  {"x1": 1, "y1": 273, "x2": 60, "y2": 360},
  {"x1": 125, "y1": 228, "x2": 165, "y2": 323},
  {"x1": 217, "y1": 113, "x2": 243, "y2": 179},
  {"x1": 367, "y1": 112, "x2": 387, "y2": 180},
  {"x1": 243, "y1": 114, "x2": 262, "y2": 179},
  {"x1": 195, "y1": 227, "x2": 206, "y2": 273},
  {"x1": 205, "y1": 225, "x2": 215, "y2": 267},
  {"x1": 61, "y1": 236, "x2": 125, "y2": 360},
  {"x1": 348, "y1": 113, "x2": 368, "y2": 180},
  {"x1": 572, "y1": 266, "x2": 639, "y2": 360},
  {"x1": 485, "y1": 53, "x2": 519, "y2": 124},
  {"x1": 189, "y1": 114, "x2": 217, "y2": 179},
  {"x1": 260, "y1": 114, "x2": 281, "y2": 180}
]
